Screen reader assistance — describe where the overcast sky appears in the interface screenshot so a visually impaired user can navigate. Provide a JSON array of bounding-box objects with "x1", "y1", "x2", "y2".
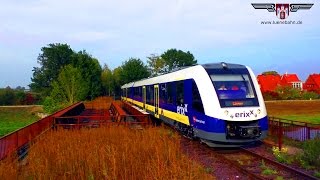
[{"x1": 0, "y1": 0, "x2": 319, "y2": 88}]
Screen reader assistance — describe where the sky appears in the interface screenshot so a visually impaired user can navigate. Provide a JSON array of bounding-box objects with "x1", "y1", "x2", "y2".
[{"x1": 0, "y1": 0, "x2": 319, "y2": 88}]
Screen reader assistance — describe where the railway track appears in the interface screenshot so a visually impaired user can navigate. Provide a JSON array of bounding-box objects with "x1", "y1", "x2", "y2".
[
  {"x1": 179, "y1": 136, "x2": 319, "y2": 179},
  {"x1": 218, "y1": 147, "x2": 318, "y2": 180}
]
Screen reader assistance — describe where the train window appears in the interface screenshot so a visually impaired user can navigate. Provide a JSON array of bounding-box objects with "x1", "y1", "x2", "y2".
[
  {"x1": 139, "y1": 86, "x2": 142, "y2": 98},
  {"x1": 146, "y1": 86, "x2": 150, "y2": 104},
  {"x1": 133, "y1": 87, "x2": 142, "y2": 99},
  {"x1": 130, "y1": 87, "x2": 134, "y2": 98},
  {"x1": 167, "y1": 82, "x2": 174, "y2": 104},
  {"x1": 146, "y1": 86, "x2": 154, "y2": 105},
  {"x1": 192, "y1": 81, "x2": 204, "y2": 113},
  {"x1": 176, "y1": 81, "x2": 184, "y2": 105},
  {"x1": 150, "y1": 86, "x2": 154, "y2": 104},
  {"x1": 210, "y1": 74, "x2": 255, "y2": 99},
  {"x1": 160, "y1": 84, "x2": 166, "y2": 104},
  {"x1": 209, "y1": 73, "x2": 259, "y2": 107},
  {"x1": 134, "y1": 87, "x2": 137, "y2": 97}
]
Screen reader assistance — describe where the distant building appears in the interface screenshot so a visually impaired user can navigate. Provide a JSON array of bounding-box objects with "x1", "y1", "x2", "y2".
[
  {"x1": 257, "y1": 73, "x2": 304, "y2": 93},
  {"x1": 257, "y1": 74, "x2": 281, "y2": 92},
  {"x1": 303, "y1": 73, "x2": 320, "y2": 94},
  {"x1": 279, "y1": 73, "x2": 303, "y2": 90}
]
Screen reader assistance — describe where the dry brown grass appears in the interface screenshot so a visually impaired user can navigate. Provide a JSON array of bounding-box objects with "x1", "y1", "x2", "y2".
[
  {"x1": 0, "y1": 126, "x2": 214, "y2": 179},
  {"x1": 84, "y1": 96, "x2": 113, "y2": 110}
]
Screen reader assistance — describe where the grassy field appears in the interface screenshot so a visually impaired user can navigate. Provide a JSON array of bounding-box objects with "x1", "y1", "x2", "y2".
[
  {"x1": 0, "y1": 106, "x2": 42, "y2": 137},
  {"x1": 0, "y1": 126, "x2": 214, "y2": 179},
  {"x1": 265, "y1": 100, "x2": 320, "y2": 124}
]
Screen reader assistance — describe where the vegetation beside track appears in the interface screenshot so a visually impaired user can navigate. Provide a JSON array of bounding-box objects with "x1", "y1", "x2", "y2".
[
  {"x1": 0, "y1": 126, "x2": 214, "y2": 179},
  {"x1": 0, "y1": 106, "x2": 42, "y2": 137}
]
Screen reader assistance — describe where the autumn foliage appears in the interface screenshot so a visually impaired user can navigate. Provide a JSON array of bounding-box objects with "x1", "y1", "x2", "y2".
[{"x1": 0, "y1": 126, "x2": 213, "y2": 179}]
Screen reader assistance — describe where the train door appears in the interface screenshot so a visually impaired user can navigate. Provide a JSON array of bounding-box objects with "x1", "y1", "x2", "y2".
[
  {"x1": 154, "y1": 85, "x2": 160, "y2": 118},
  {"x1": 143, "y1": 86, "x2": 146, "y2": 110}
]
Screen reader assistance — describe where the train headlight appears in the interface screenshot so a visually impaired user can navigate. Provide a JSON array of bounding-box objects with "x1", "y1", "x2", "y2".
[
  {"x1": 257, "y1": 109, "x2": 261, "y2": 114},
  {"x1": 224, "y1": 110, "x2": 229, "y2": 116}
]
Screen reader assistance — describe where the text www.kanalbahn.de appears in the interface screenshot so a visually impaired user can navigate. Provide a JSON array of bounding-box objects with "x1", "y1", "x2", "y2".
[{"x1": 261, "y1": 20, "x2": 303, "y2": 25}]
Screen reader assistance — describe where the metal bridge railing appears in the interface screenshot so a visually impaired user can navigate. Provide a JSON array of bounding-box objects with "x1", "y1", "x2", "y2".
[
  {"x1": 268, "y1": 116, "x2": 320, "y2": 149},
  {"x1": 0, "y1": 102, "x2": 84, "y2": 161}
]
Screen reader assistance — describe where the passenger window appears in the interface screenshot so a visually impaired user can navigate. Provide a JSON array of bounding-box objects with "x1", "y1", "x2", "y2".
[
  {"x1": 160, "y1": 84, "x2": 166, "y2": 104},
  {"x1": 146, "y1": 86, "x2": 152, "y2": 104},
  {"x1": 176, "y1": 81, "x2": 184, "y2": 105},
  {"x1": 139, "y1": 86, "x2": 142, "y2": 98},
  {"x1": 167, "y1": 82, "x2": 174, "y2": 104},
  {"x1": 192, "y1": 81, "x2": 204, "y2": 113}
]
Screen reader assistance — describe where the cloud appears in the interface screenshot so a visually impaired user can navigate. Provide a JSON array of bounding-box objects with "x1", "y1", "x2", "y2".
[
  {"x1": 67, "y1": 31, "x2": 117, "y2": 42},
  {"x1": 1, "y1": 0, "x2": 318, "y2": 47},
  {"x1": 0, "y1": 0, "x2": 319, "y2": 87}
]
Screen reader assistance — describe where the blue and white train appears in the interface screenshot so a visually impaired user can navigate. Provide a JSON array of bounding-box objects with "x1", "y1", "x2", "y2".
[{"x1": 121, "y1": 62, "x2": 268, "y2": 147}]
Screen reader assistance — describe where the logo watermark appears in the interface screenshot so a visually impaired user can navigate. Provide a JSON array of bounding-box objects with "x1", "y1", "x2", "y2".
[{"x1": 252, "y1": 3, "x2": 313, "y2": 24}]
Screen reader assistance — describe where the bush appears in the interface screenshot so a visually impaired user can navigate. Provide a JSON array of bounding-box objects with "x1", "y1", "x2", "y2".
[
  {"x1": 275, "y1": 86, "x2": 301, "y2": 100},
  {"x1": 0, "y1": 88, "x2": 15, "y2": 105},
  {"x1": 301, "y1": 138, "x2": 320, "y2": 167},
  {"x1": 43, "y1": 97, "x2": 64, "y2": 114},
  {"x1": 263, "y1": 91, "x2": 280, "y2": 100},
  {"x1": 0, "y1": 88, "x2": 41, "y2": 105},
  {"x1": 301, "y1": 91, "x2": 319, "y2": 100},
  {"x1": 272, "y1": 146, "x2": 293, "y2": 164}
]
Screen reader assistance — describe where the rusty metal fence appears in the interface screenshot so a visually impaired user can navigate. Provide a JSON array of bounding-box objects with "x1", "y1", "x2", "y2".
[
  {"x1": 268, "y1": 116, "x2": 320, "y2": 149},
  {"x1": 0, "y1": 102, "x2": 84, "y2": 160},
  {"x1": 54, "y1": 115, "x2": 150, "y2": 130},
  {"x1": 0, "y1": 99, "x2": 151, "y2": 161}
]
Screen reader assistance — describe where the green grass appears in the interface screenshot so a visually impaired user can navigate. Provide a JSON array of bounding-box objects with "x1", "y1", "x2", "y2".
[
  {"x1": 278, "y1": 114, "x2": 320, "y2": 124},
  {"x1": 0, "y1": 107, "x2": 41, "y2": 137}
]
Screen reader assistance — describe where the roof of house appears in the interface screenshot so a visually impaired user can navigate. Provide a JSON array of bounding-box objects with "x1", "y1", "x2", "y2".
[
  {"x1": 257, "y1": 74, "x2": 281, "y2": 92},
  {"x1": 306, "y1": 73, "x2": 320, "y2": 87},
  {"x1": 280, "y1": 74, "x2": 301, "y2": 84}
]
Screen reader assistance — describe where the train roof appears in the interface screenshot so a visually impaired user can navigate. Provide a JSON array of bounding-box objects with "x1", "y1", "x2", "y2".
[
  {"x1": 121, "y1": 62, "x2": 248, "y2": 88},
  {"x1": 202, "y1": 62, "x2": 246, "y2": 70}
]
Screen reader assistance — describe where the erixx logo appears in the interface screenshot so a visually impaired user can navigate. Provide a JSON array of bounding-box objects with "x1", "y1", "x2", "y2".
[
  {"x1": 252, "y1": 3, "x2": 313, "y2": 19},
  {"x1": 235, "y1": 110, "x2": 254, "y2": 118},
  {"x1": 177, "y1": 104, "x2": 188, "y2": 115}
]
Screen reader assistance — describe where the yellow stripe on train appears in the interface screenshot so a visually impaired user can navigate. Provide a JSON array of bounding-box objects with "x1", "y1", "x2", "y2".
[{"x1": 125, "y1": 98, "x2": 190, "y2": 126}]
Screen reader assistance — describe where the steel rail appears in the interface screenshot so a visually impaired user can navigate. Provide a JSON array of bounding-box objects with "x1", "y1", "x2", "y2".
[{"x1": 240, "y1": 147, "x2": 319, "y2": 180}]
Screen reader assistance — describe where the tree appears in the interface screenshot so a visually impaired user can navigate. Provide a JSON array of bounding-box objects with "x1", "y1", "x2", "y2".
[
  {"x1": 50, "y1": 65, "x2": 87, "y2": 105},
  {"x1": 112, "y1": 67, "x2": 123, "y2": 97},
  {"x1": 160, "y1": 49, "x2": 197, "y2": 72},
  {"x1": 262, "y1": 71, "x2": 280, "y2": 76},
  {"x1": 15, "y1": 90, "x2": 26, "y2": 105},
  {"x1": 101, "y1": 64, "x2": 114, "y2": 96},
  {"x1": 30, "y1": 43, "x2": 74, "y2": 96},
  {"x1": 0, "y1": 87, "x2": 15, "y2": 105},
  {"x1": 147, "y1": 54, "x2": 166, "y2": 77},
  {"x1": 15, "y1": 86, "x2": 25, "y2": 91},
  {"x1": 71, "y1": 50, "x2": 103, "y2": 100},
  {"x1": 120, "y1": 58, "x2": 150, "y2": 84}
]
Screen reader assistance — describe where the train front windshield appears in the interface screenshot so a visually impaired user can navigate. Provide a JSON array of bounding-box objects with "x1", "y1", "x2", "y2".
[{"x1": 209, "y1": 73, "x2": 259, "y2": 107}]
